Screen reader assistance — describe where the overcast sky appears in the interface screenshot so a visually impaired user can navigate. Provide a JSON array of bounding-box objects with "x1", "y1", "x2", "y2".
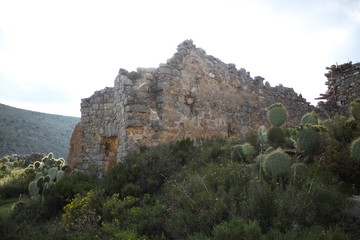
[{"x1": 0, "y1": 0, "x2": 359, "y2": 117}]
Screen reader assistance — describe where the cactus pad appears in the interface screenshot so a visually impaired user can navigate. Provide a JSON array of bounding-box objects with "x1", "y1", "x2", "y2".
[
  {"x1": 29, "y1": 181, "x2": 40, "y2": 197},
  {"x1": 241, "y1": 143, "x2": 256, "y2": 157},
  {"x1": 263, "y1": 150, "x2": 291, "y2": 177},
  {"x1": 295, "y1": 127, "x2": 320, "y2": 156},
  {"x1": 301, "y1": 112, "x2": 318, "y2": 126},
  {"x1": 351, "y1": 137, "x2": 360, "y2": 161},
  {"x1": 267, "y1": 126, "x2": 286, "y2": 146},
  {"x1": 351, "y1": 99, "x2": 360, "y2": 121},
  {"x1": 267, "y1": 103, "x2": 288, "y2": 126}
]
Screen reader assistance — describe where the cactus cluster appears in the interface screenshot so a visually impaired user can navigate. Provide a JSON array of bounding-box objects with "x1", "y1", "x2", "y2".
[
  {"x1": 231, "y1": 143, "x2": 255, "y2": 162},
  {"x1": 301, "y1": 112, "x2": 319, "y2": 126},
  {"x1": 263, "y1": 150, "x2": 290, "y2": 178},
  {"x1": 27, "y1": 153, "x2": 67, "y2": 197},
  {"x1": 267, "y1": 103, "x2": 288, "y2": 127},
  {"x1": 351, "y1": 137, "x2": 360, "y2": 161},
  {"x1": 351, "y1": 99, "x2": 360, "y2": 121}
]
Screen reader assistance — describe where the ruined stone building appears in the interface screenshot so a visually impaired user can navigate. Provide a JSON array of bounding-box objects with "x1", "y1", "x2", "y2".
[{"x1": 67, "y1": 40, "x2": 360, "y2": 176}]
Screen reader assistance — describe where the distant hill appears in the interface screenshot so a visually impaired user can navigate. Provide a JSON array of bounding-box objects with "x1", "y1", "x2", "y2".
[{"x1": 0, "y1": 103, "x2": 79, "y2": 158}]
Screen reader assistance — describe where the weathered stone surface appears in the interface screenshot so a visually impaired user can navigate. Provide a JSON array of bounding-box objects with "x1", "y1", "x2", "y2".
[
  {"x1": 316, "y1": 61, "x2": 360, "y2": 118},
  {"x1": 67, "y1": 40, "x2": 360, "y2": 176}
]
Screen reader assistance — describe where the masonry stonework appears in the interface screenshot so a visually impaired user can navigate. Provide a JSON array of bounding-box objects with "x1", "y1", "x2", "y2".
[{"x1": 67, "y1": 40, "x2": 359, "y2": 176}]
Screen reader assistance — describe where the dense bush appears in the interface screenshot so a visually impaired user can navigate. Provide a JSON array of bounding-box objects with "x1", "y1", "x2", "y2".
[
  {"x1": 0, "y1": 168, "x2": 34, "y2": 199},
  {"x1": 2, "y1": 106, "x2": 360, "y2": 239},
  {"x1": 47, "y1": 171, "x2": 98, "y2": 212}
]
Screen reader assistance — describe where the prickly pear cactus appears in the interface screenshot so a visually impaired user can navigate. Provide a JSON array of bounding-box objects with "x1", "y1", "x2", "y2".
[
  {"x1": 27, "y1": 152, "x2": 68, "y2": 198},
  {"x1": 267, "y1": 126, "x2": 286, "y2": 147},
  {"x1": 267, "y1": 103, "x2": 288, "y2": 126},
  {"x1": 301, "y1": 112, "x2": 318, "y2": 126},
  {"x1": 351, "y1": 137, "x2": 360, "y2": 161},
  {"x1": 241, "y1": 143, "x2": 256, "y2": 158},
  {"x1": 351, "y1": 99, "x2": 360, "y2": 121},
  {"x1": 28, "y1": 181, "x2": 40, "y2": 197},
  {"x1": 295, "y1": 127, "x2": 321, "y2": 156},
  {"x1": 257, "y1": 125, "x2": 268, "y2": 147},
  {"x1": 263, "y1": 150, "x2": 291, "y2": 177},
  {"x1": 231, "y1": 143, "x2": 255, "y2": 162}
]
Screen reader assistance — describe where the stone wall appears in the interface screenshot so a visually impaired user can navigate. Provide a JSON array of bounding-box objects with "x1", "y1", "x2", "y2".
[
  {"x1": 68, "y1": 40, "x2": 356, "y2": 176},
  {"x1": 317, "y1": 62, "x2": 360, "y2": 118}
]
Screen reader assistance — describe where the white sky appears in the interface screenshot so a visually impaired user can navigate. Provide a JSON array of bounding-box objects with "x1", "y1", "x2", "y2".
[{"x1": 0, "y1": 0, "x2": 359, "y2": 117}]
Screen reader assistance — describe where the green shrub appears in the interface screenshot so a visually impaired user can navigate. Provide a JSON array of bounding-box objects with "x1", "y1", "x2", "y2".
[
  {"x1": 61, "y1": 189, "x2": 104, "y2": 231},
  {"x1": 125, "y1": 201, "x2": 167, "y2": 238},
  {"x1": 99, "y1": 222, "x2": 140, "y2": 240},
  {"x1": 0, "y1": 169, "x2": 34, "y2": 199},
  {"x1": 212, "y1": 217, "x2": 261, "y2": 240},
  {"x1": 267, "y1": 103, "x2": 287, "y2": 126},
  {"x1": 240, "y1": 180, "x2": 275, "y2": 232},
  {"x1": 290, "y1": 163, "x2": 308, "y2": 183},
  {"x1": 47, "y1": 171, "x2": 97, "y2": 212},
  {"x1": 323, "y1": 117, "x2": 360, "y2": 146},
  {"x1": 121, "y1": 183, "x2": 143, "y2": 197}
]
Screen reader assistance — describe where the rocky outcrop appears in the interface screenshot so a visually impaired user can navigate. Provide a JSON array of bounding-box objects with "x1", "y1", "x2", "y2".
[
  {"x1": 67, "y1": 40, "x2": 359, "y2": 176},
  {"x1": 317, "y1": 62, "x2": 360, "y2": 118}
]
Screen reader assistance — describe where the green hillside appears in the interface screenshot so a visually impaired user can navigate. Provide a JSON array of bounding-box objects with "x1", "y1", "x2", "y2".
[{"x1": 0, "y1": 103, "x2": 79, "y2": 158}]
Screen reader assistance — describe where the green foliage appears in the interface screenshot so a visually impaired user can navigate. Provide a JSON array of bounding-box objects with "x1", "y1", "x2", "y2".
[
  {"x1": 301, "y1": 112, "x2": 319, "y2": 126},
  {"x1": 121, "y1": 183, "x2": 143, "y2": 198},
  {"x1": 351, "y1": 137, "x2": 360, "y2": 161},
  {"x1": 212, "y1": 217, "x2": 262, "y2": 240},
  {"x1": 267, "y1": 103, "x2": 287, "y2": 126},
  {"x1": 104, "y1": 138, "x2": 195, "y2": 195},
  {"x1": 323, "y1": 116, "x2": 360, "y2": 147},
  {"x1": 291, "y1": 163, "x2": 308, "y2": 183},
  {"x1": 351, "y1": 99, "x2": 360, "y2": 121},
  {"x1": 61, "y1": 189, "x2": 104, "y2": 231},
  {"x1": 231, "y1": 144, "x2": 243, "y2": 161},
  {"x1": 319, "y1": 143, "x2": 360, "y2": 194},
  {"x1": 263, "y1": 150, "x2": 291, "y2": 178},
  {"x1": 267, "y1": 126, "x2": 286, "y2": 147},
  {"x1": 0, "y1": 133, "x2": 358, "y2": 239},
  {"x1": 47, "y1": 171, "x2": 97, "y2": 211},
  {"x1": 0, "y1": 168, "x2": 34, "y2": 199},
  {"x1": 295, "y1": 127, "x2": 321, "y2": 156}
]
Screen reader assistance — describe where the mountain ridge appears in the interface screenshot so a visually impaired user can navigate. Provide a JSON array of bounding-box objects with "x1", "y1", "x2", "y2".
[{"x1": 0, "y1": 103, "x2": 79, "y2": 158}]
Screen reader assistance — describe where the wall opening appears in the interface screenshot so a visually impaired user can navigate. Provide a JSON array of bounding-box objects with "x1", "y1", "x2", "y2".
[{"x1": 101, "y1": 136, "x2": 119, "y2": 174}]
